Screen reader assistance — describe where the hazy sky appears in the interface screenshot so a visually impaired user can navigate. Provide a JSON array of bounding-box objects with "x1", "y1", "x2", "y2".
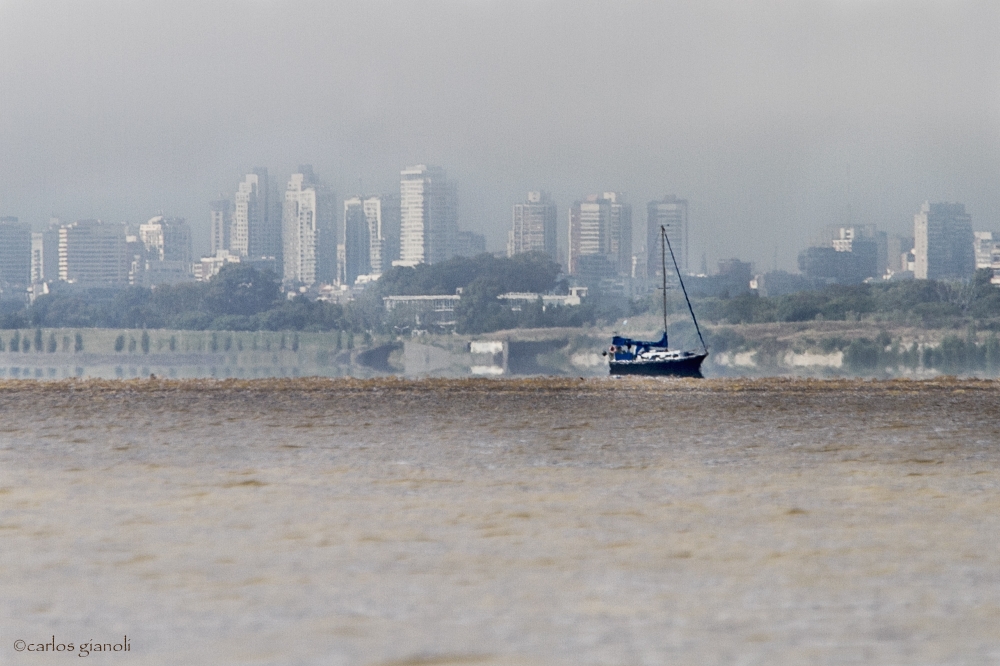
[{"x1": 0, "y1": 0, "x2": 997, "y2": 271}]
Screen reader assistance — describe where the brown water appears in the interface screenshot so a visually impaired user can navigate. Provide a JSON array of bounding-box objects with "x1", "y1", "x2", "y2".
[{"x1": 2, "y1": 377, "x2": 1000, "y2": 665}]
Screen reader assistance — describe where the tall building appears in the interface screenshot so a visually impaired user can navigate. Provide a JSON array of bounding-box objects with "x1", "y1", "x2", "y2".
[
  {"x1": 58, "y1": 220, "x2": 128, "y2": 285},
  {"x1": 398, "y1": 164, "x2": 457, "y2": 266},
  {"x1": 31, "y1": 219, "x2": 61, "y2": 283},
  {"x1": 604, "y1": 192, "x2": 632, "y2": 276},
  {"x1": 0, "y1": 217, "x2": 31, "y2": 287},
  {"x1": 231, "y1": 175, "x2": 255, "y2": 256},
  {"x1": 647, "y1": 196, "x2": 688, "y2": 280},
  {"x1": 567, "y1": 196, "x2": 611, "y2": 276},
  {"x1": 209, "y1": 199, "x2": 231, "y2": 255},
  {"x1": 913, "y1": 202, "x2": 975, "y2": 280},
  {"x1": 343, "y1": 197, "x2": 371, "y2": 285},
  {"x1": 508, "y1": 191, "x2": 557, "y2": 259},
  {"x1": 234, "y1": 168, "x2": 278, "y2": 261},
  {"x1": 139, "y1": 216, "x2": 192, "y2": 264},
  {"x1": 363, "y1": 195, "x2": 400, "y2": 275},
  {"x1": 974, "y1": 231, "x2": 996, "y2": 269},
  {"x1": 282, "y1": 165, "x2": 336, "y2": 286},
  {"x1": 31, "y1": 233, "x2": 44, "y2": 284},
  {"x1": 137, "y1": 216, "x2": 193, "y2": 285},
  {"x1": 566, "y1": 192, "x2": 631, "y2": 279}
]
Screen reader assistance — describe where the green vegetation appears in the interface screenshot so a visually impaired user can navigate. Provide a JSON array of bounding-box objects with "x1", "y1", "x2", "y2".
[
  {"x1": 4, "y1": 254, "x2": 646, "y2": 335},
  {"x1": 692, "y1": 269, "x2": 1000, "y2": 328},
  {"x1": 6, "y1": 256, "x2": 1000, "y2": 339}
]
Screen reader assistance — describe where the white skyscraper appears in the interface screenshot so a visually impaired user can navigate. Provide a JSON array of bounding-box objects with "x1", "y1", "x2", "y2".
[
  {"x1": 231, "y1": 173, "x2": 259, "y2": 256},
  {"x1": 282, "y1": 166, "x2": 335, "y2": 285},
  {"x1": 567, "y1": 197, "x2": 610, "y2": 276},
  {"x1": 58, "y1": 220, "x2": 128, "y2": 285},
  {"x1": 398, "y1": 165, "x2": 457, "y2": 266}
]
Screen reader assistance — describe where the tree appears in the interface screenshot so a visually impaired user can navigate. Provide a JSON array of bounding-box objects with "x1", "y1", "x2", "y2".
[
  {"x1": 202, "y1": 265, "x2": 281, "y2": 317},
  {"x1": 114, "y1": 334, "x2": 125, "y2": 353}
]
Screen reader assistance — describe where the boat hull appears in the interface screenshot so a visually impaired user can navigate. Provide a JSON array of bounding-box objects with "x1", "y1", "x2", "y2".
[{"x1": 609, "y1": 353, "x2": 707, "y2": 378}]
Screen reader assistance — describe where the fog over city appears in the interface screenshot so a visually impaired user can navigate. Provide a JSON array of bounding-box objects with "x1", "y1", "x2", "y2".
[{"x1": 0, "y1": 0, "x2": 997, "y2": 271}]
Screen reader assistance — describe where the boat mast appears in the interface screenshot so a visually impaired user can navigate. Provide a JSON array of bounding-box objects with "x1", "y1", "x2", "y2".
[
  {"x1": 660, "y1": 225, "x2": 668, "y2": 340},
  {"x1": 662, "y1": 224, "x2": 708, "y2": 353}
]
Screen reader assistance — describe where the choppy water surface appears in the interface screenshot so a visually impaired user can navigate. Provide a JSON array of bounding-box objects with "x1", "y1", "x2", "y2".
[{"x1": 2, "y1": 377, "x2": 1000, "y2": 665}]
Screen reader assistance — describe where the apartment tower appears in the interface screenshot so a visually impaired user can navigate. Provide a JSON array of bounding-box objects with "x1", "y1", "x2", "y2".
[
  {"x1": 398, "y1": 165, "x2": 457, "y2": 266},
  {"x1": 282, "y1": 165, "x2": 336, "y2": 285},
  {"x1": 913, "y1": 201, "x2": 975, "y2": 280},
  {"x1": 508, "y1": 191, "x2": 557, "y2": 259}
]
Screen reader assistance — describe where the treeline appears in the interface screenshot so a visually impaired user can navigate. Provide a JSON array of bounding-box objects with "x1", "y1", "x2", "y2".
[
  {"x1": 369, "y1": 252, "x2": 644, "y2": 333},
  {"x1": 0, "y1": 253, "x2": 645, "y2": 335},
  {"x1": 2, "y1": 265, "x2": 356, "y2": 332},
  {"x1": 693, "y1": 269, "x2": 1000, "y2": 327}
]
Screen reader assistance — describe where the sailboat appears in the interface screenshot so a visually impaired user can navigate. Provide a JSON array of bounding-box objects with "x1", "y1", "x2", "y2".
[{"x1": 604, "y1": 225, "x2": 708, "y2": 377}]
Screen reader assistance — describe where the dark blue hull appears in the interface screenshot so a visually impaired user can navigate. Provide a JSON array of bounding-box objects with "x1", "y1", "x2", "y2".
[{"x1": 609, "y1": 353, "x2": 707, "y2": 378}]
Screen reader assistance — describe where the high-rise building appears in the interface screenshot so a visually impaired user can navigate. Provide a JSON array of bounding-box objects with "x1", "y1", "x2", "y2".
[
  {"x1": 139, "y1": 216, "x2": 192, "y2": 265},
  {"x1": 567, "y1": 193, "x2": 631, "y2": 278},
  {"x1": 604, "y1": 192, "x2": 632, "y2": 276},
  {"x1": 234, "y1": 168, "x2": 277, "y2": 261},
  {"x1": 231, "y1": 175, "x2": 255, "y2": 256},
  {"x1": 647, "y1": 196, "x2": 688, "y2": 280},
  {"x1": 508, "y1": 191, "x2": 557, "y2": 259},
  {"x1": 0, "y1": 217, "x2": 31, "y2": 288},
  {"x1": 31, "y1": 233, "x2": 44, "y2": 284},
  {"x1": 138, "y1": 216, "x2": 193, "y2": 285},
  {"x1": 282, "y1": 165, "x2": 336, "y2": 285},
  {"x1": 363, "y1": 195, "x2": 400, "y2": 275},
  {"x1": 58, "y1": 220, "x2": 128, "y2": 285},
  {"x1": 398, "y1": 165, "x2": 457, "y2": 266},
  {"x1": 567, "y1": 196, "x2": 611, "y2": 276},
  {"x1": 913, "y1": 202, "x2": 975, "y2": 280},
  {"x1": 343, "y1": 197, "x2": 371, "y2": 285},
  {"x1": 974, "y1": 231, "x2": 996, "y2": 270},
  {"x1": 210, "y1": 200, "x2": 232, "y2": 256}
]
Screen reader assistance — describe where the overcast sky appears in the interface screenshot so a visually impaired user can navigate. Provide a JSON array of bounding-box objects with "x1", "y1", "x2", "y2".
[{"x1": 0, "y1": 0, "x2": 997, "y2": 271}]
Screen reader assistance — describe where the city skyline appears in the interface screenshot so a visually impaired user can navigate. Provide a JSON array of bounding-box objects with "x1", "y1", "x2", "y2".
[{"x1": 0, "y1": 1, "x2": 997, "y2": 272}]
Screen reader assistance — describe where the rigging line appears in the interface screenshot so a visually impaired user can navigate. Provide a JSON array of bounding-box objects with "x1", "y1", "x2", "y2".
[
  {"x1": 661, "y1": 223, "x2": 668, "y2": 339},
  {"x1": 662, "y1": 226, "x2": 708, "y2": 353}
]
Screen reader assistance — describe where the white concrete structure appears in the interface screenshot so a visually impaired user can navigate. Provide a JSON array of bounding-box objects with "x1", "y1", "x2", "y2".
[
  {"x1": 567, "y1": 197, "x2": 610, "y2": 275},
  {"x1": 195, "y1": 250, "x2": 241, "y2": 281},
  {"x1": 398, "y1": 165, "x2": 457, "y2": 266},
  {"x1": 58, "y1": 220, "x2": 128, "y2": 285},
  {"x1": 283, "y1": 166, "x2": 336, "y2": 286}
]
